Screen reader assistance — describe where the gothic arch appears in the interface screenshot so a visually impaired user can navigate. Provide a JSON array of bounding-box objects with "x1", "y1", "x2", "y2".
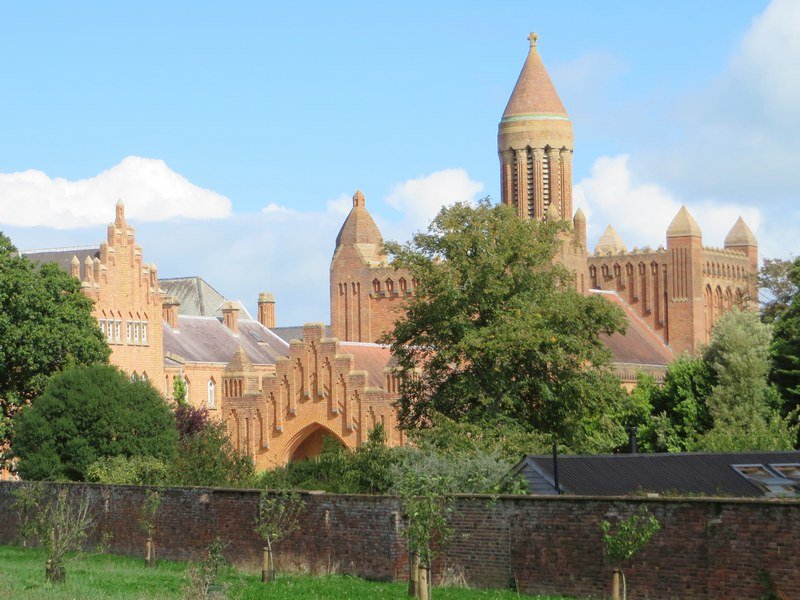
[{"x1": 285, "y1": 423, "x2": 346, "y2": 463}]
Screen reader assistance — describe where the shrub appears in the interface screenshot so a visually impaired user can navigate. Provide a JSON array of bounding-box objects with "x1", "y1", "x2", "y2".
[{"x1": 12, "y1": 365, "x2": 178, "y2": 481}]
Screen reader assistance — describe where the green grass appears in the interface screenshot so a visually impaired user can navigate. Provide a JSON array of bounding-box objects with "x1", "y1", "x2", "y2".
[{"x1": 0, "y1": 545, "x2": 569, "y2": 599}]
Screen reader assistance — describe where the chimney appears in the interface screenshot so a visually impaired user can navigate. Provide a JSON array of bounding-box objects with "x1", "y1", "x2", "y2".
[
  {"x1": 221, "y1": 301, "x2": 240, "y2": 335},
  {"x1": 258, "y1": 292, "x2": 276, "y2": 328},
  {"x1": 163, "y1": 296, "x2": 180, "y2": 330}
]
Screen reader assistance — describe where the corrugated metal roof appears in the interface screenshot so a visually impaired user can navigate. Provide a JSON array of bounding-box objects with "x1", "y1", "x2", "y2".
[
  {"x1": 592, "y1": 289, "x2": 673, "y2": 366},
  {"x1": 163, "y1": 316, "x2": 288, "y2": 366},
  {"x1": 516, "y1": 451, "x2": 800, "y2": 497},
  {"x1": 21, "y1": 246, "x2": 100, "y2": 280},
  {"x1": 160, "y1": 276, "x2": 253, "y2": 319}
]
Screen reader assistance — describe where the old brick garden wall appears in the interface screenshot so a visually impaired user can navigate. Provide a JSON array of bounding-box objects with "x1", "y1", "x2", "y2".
[{"x1": 0, "y1": 482, "x2": 797, "y2": 599}]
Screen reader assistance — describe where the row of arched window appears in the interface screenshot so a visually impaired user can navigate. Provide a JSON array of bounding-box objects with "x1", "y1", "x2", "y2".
[
  {"x1": 372, "y1": 277, "x2": 416, "y2": 294},
  {"x1": 703, "y1": 261, "x2": 747, "y2": 280},
  {"x1": 163, "y1": 374, "x2": 217, "y2": 409}
]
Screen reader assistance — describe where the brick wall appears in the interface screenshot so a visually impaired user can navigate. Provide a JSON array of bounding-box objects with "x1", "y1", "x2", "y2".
[{"x1": 1, "y1": 482, "x2": 797, "y2": 599}]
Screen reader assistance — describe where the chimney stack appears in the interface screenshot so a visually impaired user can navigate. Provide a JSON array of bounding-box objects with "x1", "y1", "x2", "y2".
[
  {"x1": 221, "y1": 301, "x2": 240, "y2": 335},
  {"x1": 163, "y1": 296, "x2": 180, "y2": 330},
  {"x1": 258, "y1": 292, "x2": 276, "y2": 328}
]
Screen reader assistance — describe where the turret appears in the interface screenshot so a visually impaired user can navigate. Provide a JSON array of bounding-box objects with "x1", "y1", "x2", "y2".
[
  {"x1": 498, "y1": 33, "x2": 574, "y2": 222},
  {"x1": 724, "y1": 217, "x2": 758, "y2": 271},
  {"x1": 594, "y1": 225, "x2": 627, "y2": 255},
  {"x1": 666, "y1": 205, "x2": 704, "y2": 354},
  {"x1": 70, "y1": 255, "x2": 80, "y2": 279},
  {"x1": 573, "y1": 208, "x2": 587, "y2": 249}
]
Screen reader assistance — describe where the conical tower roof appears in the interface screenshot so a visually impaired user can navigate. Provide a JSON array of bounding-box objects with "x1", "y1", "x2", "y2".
[
  {"x1": 667, "y1": 205, "x2": 702, "y2": 238},
  {"x1": 724, "y1": 217, "x2": 757, "y2": 247},
  {"x1": 335, "y1": 190, "x2": 383, "y2": 248},
  {"x1": 594, "y1": 225, "x2": 627, "y2": 254},
  {"x1": 502, "y1": 33, "x2": 568, "y2": 119}
]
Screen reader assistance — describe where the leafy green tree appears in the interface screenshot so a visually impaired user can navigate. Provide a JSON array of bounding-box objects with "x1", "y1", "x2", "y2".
[
  {"x1": 168, "y1": 411, "x2": 254, "y2": 488},
  {"x1": 771, "y1": 257, "x2": 800, "y2": 424},
  {"x1": 0, "y1": 233, "x2": 109, "y2": 463},
  {"x1": 696, "y1": 309, "x2": 795, "y2": 451},
  {"x1": 86, "y1": 455, "x2": 168, "y2": 486},
  {"x1": 12, "y1": 364, "x2": 178, "y2": 481},
  {"x1": 759, "y1": 256, "x2": 797, "y2": 324},
  {"x1": 600, "y1": 506, "x2": 660, "y2": 600},
  {"x1": 383, "y1": 200, "x2": 628, "y2": 452},
  {"x1": 633, "y1": 357, "x2": 715, "y2": 453}
]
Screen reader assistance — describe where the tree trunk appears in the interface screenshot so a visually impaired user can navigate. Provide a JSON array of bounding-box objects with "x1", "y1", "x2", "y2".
[
  {"x1": 418, "y1": 561, "x2": 430, "y2": 600},
  {"x1": 145, "y1": 537, "x2": 155, "y2": 568},
  {"x1": 408, "y1": 552, "x2": 419, "y2": 597},
  {"x1": 261, "y1": 545, "x2": 275, "y2": 583},
  {"x1": 612, "y1": 567, "x2": 621, "y2": 600},
  {"x1": 45, "y1": 560, "x2": 65, "y2": 583}
]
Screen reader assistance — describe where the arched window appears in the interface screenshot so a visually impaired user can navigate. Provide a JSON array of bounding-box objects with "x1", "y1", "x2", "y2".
[
  {"x1": 130, "y1": 371, "x2": 138, "y2": 382},
  {"x1": 207, "y1": 379, "x2": 216, "y2": 409},
  {"x1": 141, "y1": 372, "x2": 148, "y2": 382},
  {"x1": 385, "y1": 278, "x2": 394, "y2": 292},
  {"x1": 372, "y1": 279, "x2": 381, "y2": 293},
  {"x1": 399, "y1": 277, "x2": 407, "y2": 292}
]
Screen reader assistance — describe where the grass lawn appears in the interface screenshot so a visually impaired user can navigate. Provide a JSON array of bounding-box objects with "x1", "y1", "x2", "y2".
[{"x1": 0, "y1": 545, "x2": 570, "y2": 599}]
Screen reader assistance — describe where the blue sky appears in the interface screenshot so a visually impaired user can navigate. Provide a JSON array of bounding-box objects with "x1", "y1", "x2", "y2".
[{"x1": 1, "y1": 1, "x2": 797, "y2": 325}]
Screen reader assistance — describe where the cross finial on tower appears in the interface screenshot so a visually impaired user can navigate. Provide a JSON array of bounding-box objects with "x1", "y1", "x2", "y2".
[{"x1": 528, "y1": 32, "x2": 538, "y2": 48}]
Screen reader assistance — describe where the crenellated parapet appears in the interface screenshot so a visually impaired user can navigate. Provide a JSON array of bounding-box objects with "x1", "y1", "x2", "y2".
[{"x1": 223, "y1": 323, "x2": 403, "y2": 470}]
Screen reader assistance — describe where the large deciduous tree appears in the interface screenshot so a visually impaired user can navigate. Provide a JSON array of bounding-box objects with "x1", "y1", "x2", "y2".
[
  {"x1": 12, "y1": 364, "x2": 178, "y2": 481},
  {"x1": 759, "y1": 256, "x2": 798, "y2": 324},
  {"x1": 0, "y1": 233, "x2": 109, "y2": 462},
  {"x1": 383, "y1": 200, "x2": 628, "y2": 452}
]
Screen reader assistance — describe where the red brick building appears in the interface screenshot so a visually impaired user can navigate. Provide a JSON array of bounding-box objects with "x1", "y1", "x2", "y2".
[{"x1": 14, "y1": 33, "x2": 756, "y2": 469}]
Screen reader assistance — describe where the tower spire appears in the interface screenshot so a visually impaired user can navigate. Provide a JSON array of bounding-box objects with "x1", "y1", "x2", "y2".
[{"x1": 498, "y1": 33, "x2": 573, "y2": 222}]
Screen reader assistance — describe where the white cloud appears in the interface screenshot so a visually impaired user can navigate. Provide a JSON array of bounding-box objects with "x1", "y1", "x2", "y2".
[
  {"x1": 639, "y1": 0, "x2": 800, "y2": 201},
  {"x1": 383, "y1": 168, "x2": 484, "y2": 241},
  {"x1": 0, "y1": 156, "x2": 231, "y2": 229},
  {"x1": 575, "y1": 154, "x2": 761, "y2": 251}
]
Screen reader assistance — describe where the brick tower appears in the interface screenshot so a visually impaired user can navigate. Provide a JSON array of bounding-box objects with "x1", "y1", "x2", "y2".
[
  {"x1": 330, "y1": 191, "x2": 411, "y2": 343},
  {"x1": 498, "y1": 33, "x2": 574, "y2": 222}
]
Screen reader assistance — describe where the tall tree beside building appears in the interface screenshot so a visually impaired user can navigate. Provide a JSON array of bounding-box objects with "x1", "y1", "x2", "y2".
[
  {"x1": 0, "y1": 233, "x2": 109, "y2": 465},
  {"x1": 759, "y1": 257, "x2": 798, "y2": 324},
  {"x1": 695, "y1": 310, "x2": 795, "y2": 452},
  {"x1": 383, "y1": 200, "x2": 628, "y2": 452},
  {"x1": 771, "y1": 257, "x2": 800, "y2": 426}
]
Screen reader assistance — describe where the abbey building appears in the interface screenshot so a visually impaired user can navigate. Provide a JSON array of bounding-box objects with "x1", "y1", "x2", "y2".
[{"x1": 15, "y1": 34, "x2": 757, "y2": 469}]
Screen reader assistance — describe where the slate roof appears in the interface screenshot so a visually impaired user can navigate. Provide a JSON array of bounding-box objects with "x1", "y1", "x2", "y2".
[
  {"x1": 163, "y1": 316, "x2": 288, "y2": 366},
  {"x1": 20, "y1": 246, "x2": 100, "y2": 280},
  {"x1": 513, "y1": 451, "x2": 800, "y2": 498},
  {"x1": 270, "y1": 325, "x2": 332, "y2": 344},
  {"x1": 592, "y1": 289, "x2": 673, "y2": 367},
  {"x1": 340, "y1": 342, "x2": 395, "y2": 388},
  {"x1": 160, "y1": 276, "x2": 253, "y2": 319}
]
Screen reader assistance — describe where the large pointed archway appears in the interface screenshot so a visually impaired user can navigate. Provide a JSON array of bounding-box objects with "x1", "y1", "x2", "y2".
[{"x1": 286, "y1": 423, "x2": 346, "y2": 463}]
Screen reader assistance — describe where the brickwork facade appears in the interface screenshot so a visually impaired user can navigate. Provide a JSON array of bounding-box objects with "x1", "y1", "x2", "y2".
[
  {"x1": 1, "y1": 482, "x2": 798, "y2": 600},
  {"x1": 222, "y1": 323, "x2": 404, "y2": 470},
  {"x1": 74, "y1": 201, "x2": 165, "y2": 383}
]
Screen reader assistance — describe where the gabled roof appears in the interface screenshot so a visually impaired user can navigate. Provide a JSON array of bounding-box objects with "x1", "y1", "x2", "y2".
[
  {"x1": 20, "y1": 246, "x2": 100, "y2": 280},
  {"x1": 514, "y1": 451, "x2": 800, "y2": 497},
  {"x1": 163, "y1": 316, "x2": 288, "y2": 366},
  {"x1": 591, "y1": 290, "x2": 673, "y2": 367},
  {"x1": 502, "y1": 33, "x2": 568, "y2": 120},
  {"x1": 160, "y1": 276, "x2": 252, "y2": 319}
]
